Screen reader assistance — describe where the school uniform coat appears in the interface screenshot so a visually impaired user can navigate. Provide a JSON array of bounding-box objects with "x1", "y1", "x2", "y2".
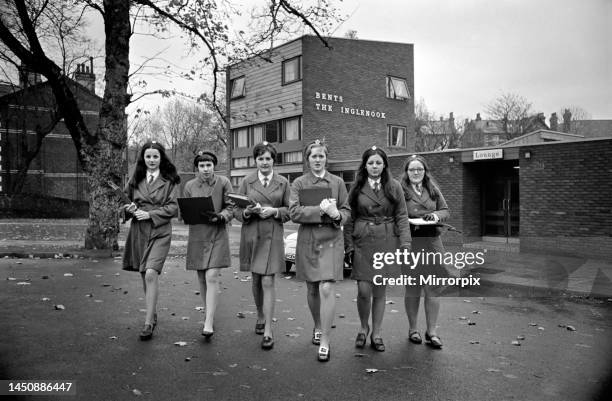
[
  {"x1": 122, "y1": 175, "x2": 179, "y2": 273},
  {"x1": 183, "y1": 173, "x2": 233, "y2": 270},
  {"x1": 401, "y1": 179, "x2": 450, "y2": 277},
  {"x1": 289, "y1": 171, "x2": 351, "y2": 282},
  {"x1": 233, "y1": 172, "x2": 291, "y2": 275},
  {"x1": 344, "y1": 179, "x2": 411, "y2": 282}
]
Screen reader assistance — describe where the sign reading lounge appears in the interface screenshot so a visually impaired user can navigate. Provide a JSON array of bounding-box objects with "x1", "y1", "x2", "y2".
[
  {"x1": 473, "y1": 149, "x2": 503, "y2": 160},
  {"x1": 314, "y1": 91, "x2": 386, "y2": 119}
]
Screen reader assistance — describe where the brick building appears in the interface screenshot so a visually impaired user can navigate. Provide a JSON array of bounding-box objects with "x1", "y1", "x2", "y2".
[
  {"x1": 462, "y1": 112, "x2": 549, "y2": 148},
  {"x1": 386, "y1": 137, "x2": 612, "y2": 259},
  {"x1": 0, "y1": 62, "x2": 100, "y2": 200},
  {"x1": 227, "y1": 35, "x2": 415, "y2": 187}
]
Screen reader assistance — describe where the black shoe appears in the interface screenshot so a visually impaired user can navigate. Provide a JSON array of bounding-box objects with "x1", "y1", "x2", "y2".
[
  {"x1": 355, "y1": 332, "x2": 367, "y2": 349},
  {"x1": 202, "y1": 327, "x2": 214, "y2": 339},
  {"x1": 425, "y1": 332, "x2": 442, "y2": 348},
  {"x1": 408, "y1": 330, "x2": 422, "y2": 344},
  {"x1": 370, "y1": 337, "x2": 385, "y2": 352},
  {"x1": 261, "y1": 336, "x2": 274, "y2": 350},
  {"x1": 139, "y1": 324, "x2": 154, "y2": 341},
  {"x1": 255, "y1": 322, "x2": 265, "y2": 335}
]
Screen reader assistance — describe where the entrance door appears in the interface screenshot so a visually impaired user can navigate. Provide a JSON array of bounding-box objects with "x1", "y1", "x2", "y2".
[{"x1": 482, "y1": 166, "x2": 519, "y2": 240}]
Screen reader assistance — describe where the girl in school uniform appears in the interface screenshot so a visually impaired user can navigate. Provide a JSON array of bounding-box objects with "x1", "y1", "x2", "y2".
[
  {"x1": 183, "y1": 151, "x2": 233, "y2": 338},
  {"x1": 344, "y1": 146, "x2": 411, "y2": 352},
  {"x1": 400, "y1": 154, "x2": 450, "y2": 349},
  {"x1": 289, "y1": 140, "x2": 351, "y2": 362},
  {"x1": 122, "y1": 140, "x2": 180, "y2": 341},
  {"x1": 234, "y1": 142, "x2": 291, "y2": 350}
]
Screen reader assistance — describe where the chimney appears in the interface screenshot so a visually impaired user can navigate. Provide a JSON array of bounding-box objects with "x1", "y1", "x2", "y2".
[
  {"x1": 562, "y1": 109, "x2": 572, "y2": 133},
  {"x1": 476, "y1": 113, "x2": 481, "y2": 121},
  {"x1": 550, "y1": 113, "x2": 558, "y2": 131},
  {"x1": 18, "y1": 64, "x2": 42, "y2": 87},
  {"x1": 449, "y1": 112, "x2": 456, "y2": 133},
  {"x1": 72, "y1": 57, "x2": 95, "y2": 93}
]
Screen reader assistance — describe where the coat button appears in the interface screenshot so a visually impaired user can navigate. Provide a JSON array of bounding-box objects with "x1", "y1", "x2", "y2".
[{"x1": 318, "y1": 224, "x2": 322, "y2": 228}]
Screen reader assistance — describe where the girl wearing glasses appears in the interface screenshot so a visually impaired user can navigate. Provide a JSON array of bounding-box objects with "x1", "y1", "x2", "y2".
[
  {"x1": 344, "y1": 146, "x2": 411, "y2": 352},
  {"x1": 289, "y1": 140, "x2": 351, "y2": 362},
  {"x1": 401, "y1": 154, "x2": 449, "y2": 349}
]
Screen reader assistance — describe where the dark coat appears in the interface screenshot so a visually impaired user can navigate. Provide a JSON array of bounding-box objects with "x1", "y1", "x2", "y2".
[
  {"x1": 289, "y1": 171, "x2": 351, "y2": 282},
  {"x1": 122, "y1": 175, "x2": 179, "y2": 273},
  {"x1": 234, "y1": 172, "x2": 291, "y2": 275},
  {"x1": 183, "y1": 173, "x2": 233, "y2": 270},
  {"x1": 344, "y1": 179, "x2": 411, "y2": 281}
]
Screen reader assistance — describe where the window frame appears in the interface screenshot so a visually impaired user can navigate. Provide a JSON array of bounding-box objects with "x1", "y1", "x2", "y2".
[
  {"x1": 232, "y1": 127, "x2": 249, "y2": 149},
  {"x1": 388, "y1": 124, "x2": 408, "y2": 148},
  {"x1": 230, "y1": 76, "x2": 246, "y2": 99},
  {"x1": 282, "y1": 56, "x2": 302, "y2": 85},
  {"x1": 386, "y1": 76, "x2": 410, "y2": 101},
  {"x1": 282, "y1": 116, "x2": 301, "y2": 142}
]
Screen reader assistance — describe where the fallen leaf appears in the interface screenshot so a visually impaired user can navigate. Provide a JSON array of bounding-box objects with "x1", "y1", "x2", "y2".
[
  {"x1": 458, "y1": 316, "x2": 467, "y2": 320},
  {"x1": 503, "y1": 374, "x2": 518, "y2": 379},
  {"x1": 86, "y1": 294, "x2": 93, "y2": 297},
  {"x1": 229, "y1": 363, "x2": 238, "y2": 368},
  {"x1": 272, "y1": 318, "x2": 278, "y2": 322},
  {"x1": 537, "y1": 326, "x2": 545, "y2": 331},
  {"x1": 335, "y1": 294, "x2": 341, "y2": 298},
  {"x1": 212, "y1": 371, "x2": 228, "y2": 376},
  {"x1": 528, "y1": 322, "x2": 537, "y2": 326},
  {"x1": 181, "y1": 317, "x2": 190, "y2": 320},
  {"x1": 339, "y1": 314, "x2": 345, "y2": 318},
  {"x1": 365, "y1": 369, "x2": 379, "y2": 373},
  {"x1": 487, "y1": 368, "x2": 501, "y2": 373},
  {"x1": 566, "y1": 325, "x2": 576, "y2": 331},
  {"x1": 17, "y1": 282, "x2": 31, "y2": 285},
  {"x1": 41, "y1": 297, "x2": 50, "y2": 301},
  {"x1": 385, "y1": 300, "x2": 395, "y2": 305},
  {"x1": 54, "y1": 304, "x2": 65, "y2": 310},
  {"x1": 354, "y1": 353, "x2": 367, "y2": 357},
  {"x1": 185, "y1": 357, "x2": 191, "y2": 362},
  {"x1": 195, "y1": 306, "x2": 205, "y2": 312},
  {"x1": 472, "y1": 310, "x2": 481, "y2": 314},
  {"x1": 288, "y1": 317, "x2": 296, "y2": 321},
  {"x1": 236, "y1": 312, "x2": 245, "y2": 318},
  {"x1": 7, "y1": 277, "x2": 17, "y2": 281},
  {"x1": 516, "y1": 335, "x2": 525, "y2": 340},
  {"x1": 390, "y1": 309, "x2": 398, "y2": 313},
  {"x1": 109, "y1": 336, "x2": 118, "y2": 340},
  {"x1": 558, "y1": 324, "x2": 566, "y2": 328},
  {"x1": 132, "y1": 389, "x2": 143, "y2": 396},
  {"x1": 286, "y1": 333, "x2": 299, "y2": 338},
  {"x1": 174, "y1": 341, "x2": 188, "y2": 347},
  {"x1": 468, "y1": 321, "x2": 476, "y2": 326},
  {"x1": 463, "y1": 299, "x2": 472, "y2": 303},
  {"x1": 41, "y1": 275, "x2": 49, "y2": 279},
  {"x1": 64, "y1": 273, "x2": 74, "y2": 277},
  {"x1": 575, "y1": 343, "x2": 591, "y2": 348},
  {"x1": 511, "y1": 341, "x2": 521, "y2": 346},
  {"x1": 470, "y1": 340, "x2": 480, "y2": 344}
]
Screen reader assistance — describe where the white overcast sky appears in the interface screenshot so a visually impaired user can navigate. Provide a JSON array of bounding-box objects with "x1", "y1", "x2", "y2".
[{"x1": 125, "y1": 0, "x2": 611, "y2": 121}]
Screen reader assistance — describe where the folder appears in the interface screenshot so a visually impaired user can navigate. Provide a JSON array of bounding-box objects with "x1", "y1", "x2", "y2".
[
  {"x1": 299, "y1": 187, "x2": 332, "y2": 206},
  {"x1": 227, "y1": 193, "x2": 256, "y2": 208},
  {"x1": 177, "y1": 196, "x2": 215, "y2": 224}
]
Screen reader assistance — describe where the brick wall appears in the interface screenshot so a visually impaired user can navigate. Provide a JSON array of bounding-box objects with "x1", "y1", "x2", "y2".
[
  {"x1": 519, "y1": 139, "x2": 612, "y2": 258},
  {"x1": 302, "y1": 36, "x2": 415, "y2": 162}
]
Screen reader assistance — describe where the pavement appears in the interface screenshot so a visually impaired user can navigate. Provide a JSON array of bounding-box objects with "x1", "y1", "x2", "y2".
[{"x1": 1, "y1": 218, "x2": 612, "y2": 298}]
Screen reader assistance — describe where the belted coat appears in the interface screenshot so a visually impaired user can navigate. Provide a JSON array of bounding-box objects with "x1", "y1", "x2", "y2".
[
  {"x1": 122, "y1": 175, "x2": 179, "y2": 273},
  {"x1": 344, "y1": 179, "x2": 411, "y2": 281},
  {"x1": 183, "y1": 173, "x2": 233, "y2": 270},
  {"x1": 233, "y1": 172, "x2": 291, "y2": 275},
  {"x1": 289, "y1": 171, "x2": 351, "y2": 282}
]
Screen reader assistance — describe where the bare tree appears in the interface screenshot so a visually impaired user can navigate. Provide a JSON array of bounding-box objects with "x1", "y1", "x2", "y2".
[
  {"x1": 414, "y1": 98, "x2": 463, "y2": 151},
  {"x1": 485, "y1": 92, "x2": 533, "y2": 140},
  {"x1": 2, "y1": 0, "x2": 342, "y2": 249},
  {"x1": 558, "y1": 105, "x2": 592, "y2": 135},
  {"x1": 343, "y1": 29, "x2": 358, "y2": 39}
]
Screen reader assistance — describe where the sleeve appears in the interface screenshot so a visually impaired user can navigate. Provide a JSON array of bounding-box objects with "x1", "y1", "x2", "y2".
[
  {"x1": 343, "y1": 188, "x2": 356, "y2": 252},
  {"x1": 275, "y1": 180, "x2": 291, "y2": 223},
  {"x1": 334, "y1": 178, "x2": 351, "y2": 227},
  {"x1": 219, "y1": 178, "x2": 234, "y2": 223},
  {"x1": 433, "y1": 187, "x2": 450, "y2": 222},
  {"x1": 289, "y1": 178, "x2": 324, "y2": 224},
  {"x1": 393, "y1": 181, "x2": 412, "y2": 249},
  {"x1": 148, "y1": 183, "x2": 179, "y2": 228},
  {"x1": 183, "y1": 181, "x2": 192, "y2": 198},
  {"x1": 233, "y1": 178, "x2": 251, "y2": 223}
]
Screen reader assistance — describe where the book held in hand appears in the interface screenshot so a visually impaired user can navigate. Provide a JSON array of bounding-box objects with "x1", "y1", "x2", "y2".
[
  {"x1": 177, "y1": 196, "x2": 216, "y2": 224},
  {"x1": 227, "y1": 193, "x2": 256, "y2": 208},
  {"x1": 299, "y1": 187, "x2": 332, "y2": 206}
]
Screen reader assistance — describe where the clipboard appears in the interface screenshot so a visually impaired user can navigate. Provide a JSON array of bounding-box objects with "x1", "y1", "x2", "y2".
[
  {"x1": 408, "y1": 218, "x2": 462, "y2": 233},
  {"x1": 299, "y1": 187, "x2": 332, "y2": 206},
  {"x1": 227, "y1": 193, "x2": 256, "y2": 208},
  {"x1": 177, "y1": 196, "x2": 215, "y2": 224}
]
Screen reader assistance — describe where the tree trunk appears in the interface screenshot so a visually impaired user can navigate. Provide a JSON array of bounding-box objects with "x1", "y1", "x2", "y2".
[{"x1": 84, "y1": 0, "x2": 131, "y2": 250}]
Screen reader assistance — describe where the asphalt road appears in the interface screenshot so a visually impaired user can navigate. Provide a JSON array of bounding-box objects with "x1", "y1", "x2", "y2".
[{"x1": 1, "y1": 254, "x2": 612, "y2": 401}]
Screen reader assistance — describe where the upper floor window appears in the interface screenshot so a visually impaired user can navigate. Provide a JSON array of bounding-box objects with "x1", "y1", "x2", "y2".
[
  {"x1": 388, "y1": 124, "x2": 407, "y2": 147},
  {"x1": 284, "y1": 151, "x2": 303, "y2": 164},
  {"x1": 386, "y1": 76, "x2": 410, "y2": 101},
  {"x1": 233, "y1": 127, "x2": 248, "y2": 149},
  {"x1": 264, "y1": 121, "x2": 279, "y2": 143},
  {"x1": 230, "y1": 76, "x2": 245, "y2": 99},
  {"x1": 282, "y1": 56, "x2": 302, "y2": 85}
]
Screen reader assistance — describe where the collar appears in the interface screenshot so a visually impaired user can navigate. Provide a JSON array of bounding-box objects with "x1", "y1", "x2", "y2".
[
  {"x1": 197, "y1": 172, "x2": 216, "y2": 185},
  {"x1": 411, "y1": 182, "x2": 423, "y2": 193},
  {"x1": 147, "y1": 170, "x2": 160, "y2": 181},
  {"x1": 258, "y1": 170, "x2": 273, "y2": 184},
  {"x1": 310, "y1": 170, "x2": 327, "y2": 180},
  {"x1": 368, "y1": 177, "x2": 381, "y2": 188}
]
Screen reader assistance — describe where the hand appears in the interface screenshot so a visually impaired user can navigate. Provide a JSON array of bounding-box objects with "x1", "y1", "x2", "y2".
[
  {"x1": 204, "y1": 211, "x2": 225, "y2": 225},
  {"x1": 259, "y1": 207, "x2": 277, "y2": 219},
  {"x1": 423, "y1": 213, "x2": 438, "y2": 222},
  {"x1": 319, "y1": 198, "x2": 340, "y2": 219},
  {"x1": 133, "y1": 210, "x2": 150, "y2": 220},
  {"x1": 125, "y1": 202, "x2": 137, "y2": 213},
  {"x1": 244, "y1": 202, "x2": 262, "y2": 217}
]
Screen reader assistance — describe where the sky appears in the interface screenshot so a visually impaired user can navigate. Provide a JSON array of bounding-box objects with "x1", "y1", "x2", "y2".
[{"x1": 124, "y1": 0, "x2": 611, "y2": 121}]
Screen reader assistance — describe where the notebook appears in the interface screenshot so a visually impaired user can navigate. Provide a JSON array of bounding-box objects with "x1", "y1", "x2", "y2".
[
  {"x1": 177, "y1": 196, "x2": 215, "y2": 224},
  {"x1": 299, "y1": 187, "x2": 332, "y2": 206}
]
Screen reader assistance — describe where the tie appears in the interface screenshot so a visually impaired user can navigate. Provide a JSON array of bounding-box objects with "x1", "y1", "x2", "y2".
[
  {"x1": 147, "y1": 175, "x2": 154, "y2": 185},
  {"x1": 263, "y1": 177, "x2": 269, "y2": 188},
  {"x1": 374, "y1": 182, "x2": 380, "y2": 193}
]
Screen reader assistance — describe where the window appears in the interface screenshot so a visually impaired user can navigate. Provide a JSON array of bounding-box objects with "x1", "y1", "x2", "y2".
[
  {"x1": 231, "y1": 176, "x2": 244, "y2": 187},
  {"x1": 264, "y1": 121, "x2": 279, "y2": 143},
  {"x1": 248, "y1": 157, "x2": 256, "y2": 167},
  {"x1": 386, "y1": 76, "x2": 410, "y2": 100},
  {"x1": 233, "y1": 157, "x2": 248, "y2": 168},
  {"x1": 230, "y1": 76, "x2": 245, "y2": 99},
  {"x1": 282, "y1": 56, "x2": 301, "y2": 85},
  {"x1": 252, "y1": 125, "x2": 264, "y2": 144},
  {"x1": 284, "y1": 151, "x2": 303, "y2": 163},
  {"x1": 388, "y1": 125, "x2": 407, "y2": 147},
  {"x1": 283, "y1": 117, "x2": 301, "y2": 141},
  {"x1": 233, "y1": 127, "x2": 248, "y2": 149}
]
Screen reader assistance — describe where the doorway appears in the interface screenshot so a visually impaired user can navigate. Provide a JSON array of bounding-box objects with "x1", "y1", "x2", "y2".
[{"x1": 481, "y1": 161, "x2": 519, "y2": 242}]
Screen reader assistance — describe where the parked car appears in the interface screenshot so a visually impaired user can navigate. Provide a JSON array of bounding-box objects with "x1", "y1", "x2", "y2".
[{"x1": 283, "y1": 231, "x2": 352, "y2": 274}]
